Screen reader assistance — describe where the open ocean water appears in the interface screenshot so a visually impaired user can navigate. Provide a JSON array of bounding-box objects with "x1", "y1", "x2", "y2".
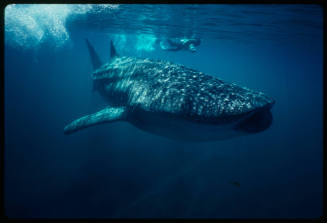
[{"x1": 4, "y1": 4, "x2": 323, "y2": 219}]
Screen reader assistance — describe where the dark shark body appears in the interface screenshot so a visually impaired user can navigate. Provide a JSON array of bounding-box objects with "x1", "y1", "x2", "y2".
[{"x1": 64, "y1": 40, "x2": 274, "y2": 141}]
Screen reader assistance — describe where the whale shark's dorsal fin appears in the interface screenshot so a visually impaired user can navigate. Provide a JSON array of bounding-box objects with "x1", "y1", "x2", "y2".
[
  {"x1": 85, "y1": 38, "x2": 102, "y2": 70},
  {"x1": 110, "y1": 40, "x2": 119, "y2": 58}
]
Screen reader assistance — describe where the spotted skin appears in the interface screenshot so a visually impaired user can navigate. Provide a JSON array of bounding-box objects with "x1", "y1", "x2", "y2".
[{"x1": 93, "y1": 56, "x2": 274, "y2": 124}]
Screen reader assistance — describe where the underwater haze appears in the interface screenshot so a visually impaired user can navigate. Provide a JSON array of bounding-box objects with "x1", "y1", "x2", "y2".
[{"x1": 4, "y1": 4, "x2": 323, "y2": 219}]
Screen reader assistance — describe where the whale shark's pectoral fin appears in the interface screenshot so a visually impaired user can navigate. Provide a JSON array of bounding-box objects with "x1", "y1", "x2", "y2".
[{"x1": 64, "y1": 107, "x2": 126, "y2": 135}]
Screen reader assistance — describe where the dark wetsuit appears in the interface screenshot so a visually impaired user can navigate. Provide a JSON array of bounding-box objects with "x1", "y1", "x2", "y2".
[{"x1": 159, "y1": 38, "x2": 201, "y2": 52}]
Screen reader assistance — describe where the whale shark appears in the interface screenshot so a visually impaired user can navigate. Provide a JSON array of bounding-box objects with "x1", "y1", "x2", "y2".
[{"x1": 64, "y1": 39, "x2": 275, "y2": 141}]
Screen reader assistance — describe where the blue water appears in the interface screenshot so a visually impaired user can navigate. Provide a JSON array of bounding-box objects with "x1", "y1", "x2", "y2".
[{"x1": 4, "y1": 4, "x2": 323, "y2": 219}]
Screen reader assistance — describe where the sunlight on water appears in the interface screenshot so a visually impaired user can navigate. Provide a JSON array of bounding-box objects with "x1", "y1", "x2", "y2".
[
  {"x1": 135, "y1": 34, "x2": 157, "y2": 52},
  {"x1": 111, "y1": 33, "x2": 157, "y2": 55},
  {"x1": 5, "y1": 4, "x2": 119, "y2": 49},
  {"x1": 111, "y1": 33, "x2": 127, "y2": 52},
  {"x1": 5, "y1": 4, "x2": 322, "y2": 50}
]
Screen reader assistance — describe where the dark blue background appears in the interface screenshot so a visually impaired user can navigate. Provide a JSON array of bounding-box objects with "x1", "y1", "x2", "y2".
[{"x1": 4, "y1": 4, "x2": 323, "y2": 219}]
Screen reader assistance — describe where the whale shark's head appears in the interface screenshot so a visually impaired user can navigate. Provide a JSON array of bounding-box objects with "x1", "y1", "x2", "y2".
[
  {"x1": 199, "y1": 82, "x2": 275, "y2": 138},
  {"x1": 217, "y1": 89, "x2": 275, "y2": 135},
  {"x1": 178, "y1": 92, "x2": 276, "y2": 141}
]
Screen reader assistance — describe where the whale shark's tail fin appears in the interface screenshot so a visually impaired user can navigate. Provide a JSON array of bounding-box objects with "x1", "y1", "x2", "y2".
[
  {"x1": 85, "y1": 38, "x2": 102, "y2": 70},
  {"x1": 110, "y1": 40, "x2": 119, "y2": 58}
]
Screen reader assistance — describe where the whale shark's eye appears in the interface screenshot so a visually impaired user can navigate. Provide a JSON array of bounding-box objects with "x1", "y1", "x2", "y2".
[{"x1": 234, "y1": 108, "x2": 273, "y2": 133}]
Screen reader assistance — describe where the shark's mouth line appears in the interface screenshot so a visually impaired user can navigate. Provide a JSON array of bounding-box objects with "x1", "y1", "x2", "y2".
[{"x1": 234, "y1": 103, "x2": 274, "y2": 133}]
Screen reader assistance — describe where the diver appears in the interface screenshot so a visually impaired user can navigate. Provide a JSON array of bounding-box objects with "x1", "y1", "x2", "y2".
[{"x1": 158, "y1": 37, "x2": 201, "y2": 53}]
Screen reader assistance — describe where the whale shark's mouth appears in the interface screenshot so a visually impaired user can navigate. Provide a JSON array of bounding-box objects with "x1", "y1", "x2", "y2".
[{"x1": 234, "y1": 103, "x2": 274, "y2": 133}]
